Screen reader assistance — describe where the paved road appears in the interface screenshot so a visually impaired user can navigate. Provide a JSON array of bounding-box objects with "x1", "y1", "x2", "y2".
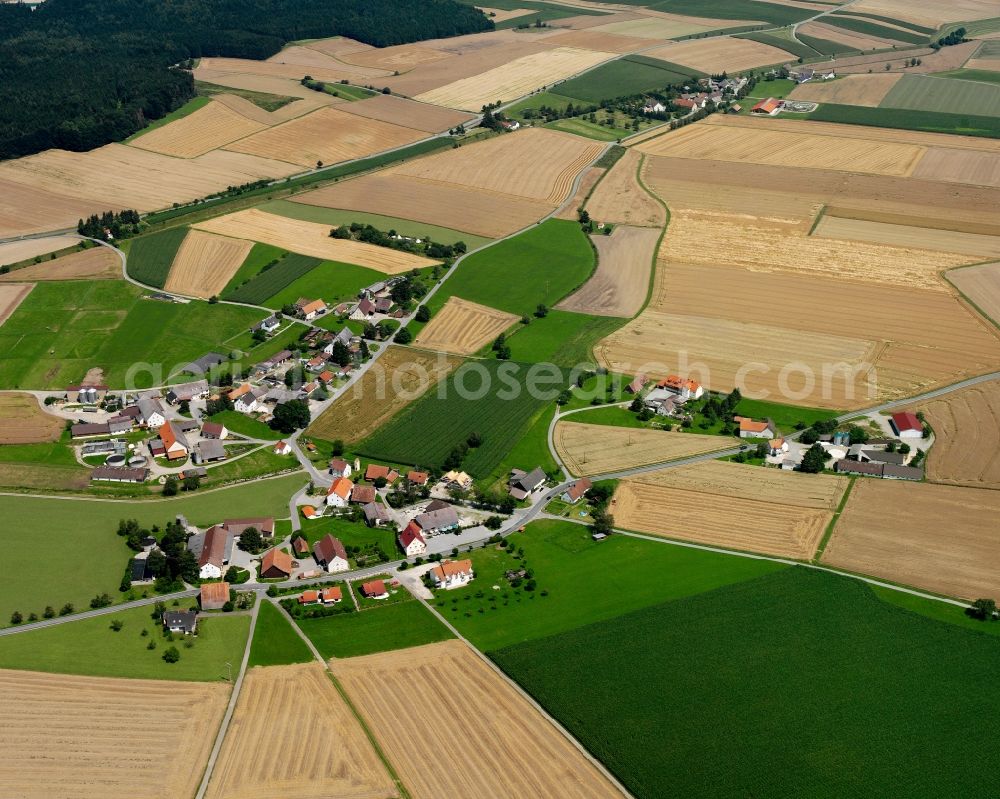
[{"x1": 194, "y1": 594, "x2": 262, "y2": 799}]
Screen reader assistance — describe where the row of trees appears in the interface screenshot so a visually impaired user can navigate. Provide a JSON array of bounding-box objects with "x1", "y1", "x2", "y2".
[
  {"x1": 330, "y1": 222, "x2": 467, "y2": 261},
  {"x1": 77, "y1": 210, "x2": 141, "y2": 240}
]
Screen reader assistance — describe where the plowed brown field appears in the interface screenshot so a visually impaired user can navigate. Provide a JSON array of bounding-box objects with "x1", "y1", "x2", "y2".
[
  {"x1": 164, "y1": 230, "x2": 254, "y2": 298},
  {"x1": 643, "y1": 36, "x2": 795, "y2": 74},
  {"x1": 913, "y1": 147, "x2": 1000, "y2": 189},
  {"x1": 129, "y1": 100, "x2": 267, "y2": 158},
  {"x1": 194, "y1": 209, "x2": 438, "y2": 273},
  {"x1": 223, "y1": 106, "x2": 425, "y2": 168},
  {"x1": 822, "y1": 479, "x2": 1000, "y2": 600},
  {"x1": 307, "y1": 346, "x2": 460, "y2": 444},
  {"x1": 331, "y1": 640, "x2": 625, "y2": 799},
  {"x1": 0, "y1": 283, "x2": 32, "y2": 326},
  {"x1": 790, "y1": 73, "x2": 902, "y2": 106},
  {"x1": 0, "y1": 246, "x2": 119, "y2": 282},
  {"x1": 0, "y1": 669, "x2": 228, "y2": 799},
  {"x1": 554, "y1": 420, "x2": 730, "y2": 475},
  {"x1": 918, "y1": 380, "x2": 1000, "y2": 490},
  {"x1": 556, "y1": 226, "x2": 658, "y2": 317},
  {"x1": 948, "y1": 261, "x2": 1000, "y2": 326},
  {"x1": 0, "y1": 393, "x2": 63, "y2": 443},
  {"x1": 413, "y1": 297, "x2": 517, "y2": 355},
  {"x1": 613, "y1": 460, "x2": 847, "y2": 558},
  {"x1": 205, "y1": 663, "x2": 397, "y2": 799},
  {"x1": 586, "y1": 149, "x2": 665, "y2": 228}
]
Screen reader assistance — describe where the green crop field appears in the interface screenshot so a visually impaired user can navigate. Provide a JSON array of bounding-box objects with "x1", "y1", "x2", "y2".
[
  {"x1": 209, "y1": 410, "x2": 285, "y2": 440},
  {"x1": 0, "y1": 280, "x2": 262, "y2": 389},
  {"x1": 823, "y1": 15, "x2": 926, "y2": 44},
  {"x1": 934, "y1": 69, "x2": 1000, "y2": 86},
  {"x1": 0, "y1": 604, "x2": 250, "y2": 681},
  {"x1": 296, "y1": 599, "x2": 453, "y2": 658},
  {"x1": 805, "y1": 102, "x2": 1000, "y2": 138},
  {"x1": 223, "y1": 253, "x2": 322, "y2": 305},
  {"x1": 796, "y1": 32, "x2": 859, "y2": 56},
  {"x1": 428, "y1": 219, "x2": 594, "y2": 318},
  {"x1": 437, "y1": 519, "x2": 786, "y2": 651},
  {"x1": 746, "y1": 77, "x2": 797, "y2": 100},
  {"x1": 506, "y1": 310, "x2": 625, "y2": 367},
  {"x1": 734, "y1": 30, "x2": 822, "y2": 59},
  {"x1": 260, "y1": 260, "x2": 383, "y2": 310},
  {"x1": 830, "y1": 10, "x2": 935, "y2": 34},
  {"x1": 263, "y1": 199, "x2": 491, "y2": 251},
  {"x1": 248, "y1": 601, "x2": 314, "y2": 667},
  {"x1": 126, "y1": 226, "x2": 188, "y2": 288},
  {"x1": 546, "y1": 117, "x2": 628, "y2": 141},
  {"x1": 124, "y1": 97, "x2": 210, "y2": 143},
  {"x1": 554, "y1": 56, "x2": 702, "y2": 104},
  {"x1": 648, "y1": 0, "x2": 811, "y2": 26},
  {"x1": 359, "y1": 360, "x2": 564, "y2": 476},
  {"x1": 482, "y1": 404, "x2": 559, "y2": 488},
  {"x1": 492, "y1": 568, "x2": 1000, "y2": 799},
  {"x1": 222, "y1": 242, "x2": 287, "y2": 296},
  {"x1": 0, "y1": 476, "x2": 303, "y2": 626},
  {"x1": 881, "y1": 74, "x2": 1000, "y2": 117}
]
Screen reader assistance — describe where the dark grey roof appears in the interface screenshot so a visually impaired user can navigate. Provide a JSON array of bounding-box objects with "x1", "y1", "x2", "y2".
[
  {"x1": 861, "y1": 449, "x2": 906, "y2": 466},
  {"x1": 511, "y1": 467, "x2": 546, "y2": 493},
  {"x1": 198, "y1": 439, "x2": 226, "y2": 461},
  {"x1": 362, "y1": 502, "x2": 390, "y2": 524},
  {"x1": 415, "y1": 506, "x2": 459, "y2": 531},
  {"x1": 90, "y1": 466, "x2": 149, "y2": 482},
  {"x1": 163, "y1": 610, "x2": 197, "y2": 630},
  {"x1": 184, "y1": 353, "x2": 226, "y2": 374},
  {"x1": 882, "y1": 464, "x2": 924, "y2": 481},
  {"x1": 834, "y1": 460, "x2": 883, "y2": 476}
]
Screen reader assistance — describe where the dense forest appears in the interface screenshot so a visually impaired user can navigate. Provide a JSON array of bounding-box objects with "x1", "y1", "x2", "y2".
[{"x1": 0, "y1": 0, "x2": 491, "y2": 159}]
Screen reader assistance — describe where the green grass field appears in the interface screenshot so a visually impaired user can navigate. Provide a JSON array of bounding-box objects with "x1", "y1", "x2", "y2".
[
  {"x1": 746, "y1": 77, "x2": 797, "y2": 100},
  {"x1": 296, "y1": 598, "x2": 453, "y2": 658},
  {"x1": 506, "y1": 90, "x2": 579, "y2": 121},
  {"x1": 492, "y1": 568, "x2": 1000, "y2": 799},
  {"x1": 648, "y1": 0, "x2": 811, "y2": 25},
  {"x1": 124, "y1": 97, "x2": 210, "y2": 143},
  {"x1": 0, "y1": 476, "x2": 303, "y2": 626},
  {"x1": 0, "y1": 604, "x2": 250, "y2": 681},
  {"x1": 0, "y1": 280, "x2": 263, "y2": 389},
  {"x1": 223, "y1": 253, "x2": 323, "y2": 305},
  {"x1": 359, "y1": 360, "x2": 563, "y2": 476},
  {"x1": 439, "y1": 519, "x2": 786, "y2": 651},
  {"x1": 796, "y1": 32, "x2": 860, "y2": 56},
  {"x1": 506, "y1": 310, "x2": 626, "y2": 367},
  {"x1": 934, "y1": 69, "x2": 1000, "y2": 86},
  {"x1": 260, "y1": 260, "x2": 384, "y2": 310},
  {"x1": 263, "y1": 199, "x2": 492, "y2": 251},
  {"x1": 126, "y1": 227, "x2": 189, "y2": 288},
  {"x1": 546, "y1": 116, "x2": 627, "y2": 141},
  {"x1": 805, "y1": 102, "x2": 1000, "y2": 138},
  {"x1": 829, "y1": 10, "x2": 934, "y2": 34},
  {"x1": 201, "y1": 447, "x2": 300, "y2": 487},
  {"x1": 733, "y1": 397, "x2": 837, "y2": 431},
  {"x1": 554, "y1": 56, "x2": 703, "y2": 104},
  {"x1": 222, "y1": 242, "x2": 287, "y2": 296},
  {"x1": 248, "y1": 600, "x2": 314, "y2": 667},
  {"x1": 735, "y1": 29, "x2": 822, "y2": 60},
  {"x1": 880, "y1": 74, "x2": 1000, "y2": 117},
  {"x1": 481, "y1": 404, "x2": 558, "y2": 488},
  {"x1": 209, "y1": 410, "x2": 285, "y2": 440},
  {"x1": 823, "y1": 14, "x2": 927, "y2": 44},
  {"x1": 195, "y1": 80, "x2": 296, "y2": 111},
  {"x1": 428, "y1": 219, "x2": 594, "y2": 318},
  {"x1": 297, "y1": 515, "x2": 397, "y2": 557}
]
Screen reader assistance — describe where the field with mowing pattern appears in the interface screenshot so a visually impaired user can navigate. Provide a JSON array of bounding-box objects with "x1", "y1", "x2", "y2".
[
  {"x1": 222, "y1": 252, "x2": 322, "y2": 305},
  {"x1": 918, "y1": 380, "x2": 1000, "y2": 490},
  {"x1": 0, "y1": 246, "x2": 120, "y2": 283},
  {"x1": 948, "y1": 261, "x2": 1000, "y2": 327},
  {"x1": 880, "y1": 74, "x2": 1000, "y2": 118},
  {"x1": 128, "y1": 99, "x2": 267, "y2": 158},
  {"x1": 126, "y1": 227, "x2": 189, "y2": 288},
  {"x1": 413, "y1": 297, "x2": 518, "y2": 356},
  {"x1": 585, "y1": 149, "x2": 665, "y2": 228},
  {"x1": 164, "y1": 230, "x2": 254, "y2": 299},
  {"x1": 0, "y1": 393, "x2": 62, "y2": 443}
]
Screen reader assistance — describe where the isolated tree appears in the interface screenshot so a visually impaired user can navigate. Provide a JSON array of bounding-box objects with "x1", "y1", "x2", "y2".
[
  {"x1": 534, "y1": 303, "x2": 548, "y2": 318},
  {"x1": 799, "y1": 443, "x2": 828, "y2": 474},
  {"x1": 237, "y1": 526, "x2": 265, "y2": 555},
  {"x1": 162, "y1": 646, "x2": 180, "y2": 664},
  {"x1": 271, "y1": 400, "x2": 310, "y2": 433},
  {"x1": 415, "y1": 305, "x2": 430, "y2": 323},
  {"x1": 110, "y1": 619, "x2": 124, "y2": 632},
  {"x1": 332, "y1": 439, "x2": 345, "y2": 456},
  {"x1": 329, "y1": 340, "x2": 351, "y2": 366},
  {"x1": 162, "y1": 475, "x2": 178, "y2": 496},
  {"x1": 968, "y1": 598, "x2": 997, "y2": 620},
  {"x1": 42, "y1": 606, "x2": 54, "y2": 619},
  {"x1": 848, "y1": 426, "x2": 869, "y2": 445},
  {"x1": 374, "y1": 476, "x2": 388, "y2": 489},
  {"x1": 9, "y1": 611, "x2": 22, "y2": 625},
  {"x1": 394, "y1": 326, "x2": 412, "y2": 344},
  {"x1": 591, "y1": 508, "x2": 614, "y2": 537}
]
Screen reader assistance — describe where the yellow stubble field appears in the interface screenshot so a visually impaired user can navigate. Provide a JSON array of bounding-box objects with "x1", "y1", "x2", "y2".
[
  {"x1": 128, "y1": 100, "x2": 267, "y2": 158},
  {"x1": 205, "y1": 663, "x2": 397, "y2": 799},
  {"x1": 0, "y1": 669, "x2": 228, "y2": 799},
  {"x1": 790, "y1": 73, "x2": 903, "y2": 107},
  {"x1": 918, "y1": 380, "x2": 1000, "y2": 490},
  {"x1": 164, "y1": 230, "x2": 255, "y2": 298},
  {"x1": 0, "y1": 283, "x2": 33, "y2": 326},
  {"x1": 0, "y1": 393, "x2": 64, "y2": 443},
  {"x1": 643, "y1": 36, "x2": 795, "y2": 74},
  {"x1": 0, "y1": 246, "x2": 119, "y2": 282},
  {"x1": 331, "y1": 640, "x2": 626, "y2": 799},
  {"x1": 947, "y1": 261, "x2": 1000, "y2": 326},
  {"x1": 413, "y1": 297, "x2": 517, "y2": 355},
  {"x1": 586, "y1": 149, "x2": 665, "y2": 228}
]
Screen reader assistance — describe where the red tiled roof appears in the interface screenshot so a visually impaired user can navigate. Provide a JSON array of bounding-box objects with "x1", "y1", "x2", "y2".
[
  {"x1": 322, "y1": 587, "x2": 343, "y2": 602},
  {"x1": 398, "y1": 521, "x2": 425, "y2": 549},
  {"x1": 891, "y1": 411, "x2": 922, "y2": 433},
  {"x1": 299, "y1": 590, "x2": 319, "y2": 603},
  {"x1": 200, "y1": 581, "x2": 229, "y2": 606},
  {"x1": 407, "y1": 470, "x2": 429, "y2": 485},
  {"x1": 351, "y1": 485, "x2": 377, "y2": 504},
  {"x1": 362, "y1": 579, "x2": 387, "y2": 597},
  {"x1": 327, "y1": 477, "x2": 354, "y2": 499},
  {"x1": 365, "y1": 464, "x2": 398, "y2": 483},
  {"x1": 261, "y1": 548, "x2": 292, "y2": 576}
]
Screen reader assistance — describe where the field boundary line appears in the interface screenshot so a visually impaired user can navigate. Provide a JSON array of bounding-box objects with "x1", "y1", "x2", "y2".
[
  {"x1": 807, "y1": 203, "x2": 828, "y2": 236},
  {"x1": 631, "y1": 152, "x2": 669, "y2": 318},
  {"x1": 943, "y1": 265, "x2": 1000, "y2": 334},
  {"x1": 194, "y1": 593, "x2": 261, "y2": 799},
  {"x1": 812, "y1": 474, "x2": 855, "y2": 561},
  {"x1": 414, "y1": 593, "x2": 638, "y2": 799}
]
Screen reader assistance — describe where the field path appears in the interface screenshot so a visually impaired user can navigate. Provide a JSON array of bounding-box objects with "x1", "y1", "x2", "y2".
[{"x1": 194, "y1": 594, "x2": 262, "y2": 799}]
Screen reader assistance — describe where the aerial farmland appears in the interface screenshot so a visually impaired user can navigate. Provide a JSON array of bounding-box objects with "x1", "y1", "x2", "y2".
[{"x1": 2, "y1": 0, "x2": 1000, "y2": 795}]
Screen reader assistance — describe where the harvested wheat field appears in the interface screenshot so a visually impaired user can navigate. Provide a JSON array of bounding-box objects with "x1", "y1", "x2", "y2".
[
  {"x1": 332, "y1": 640, "x2": 625, "y2": 799},
  {"x1": 0, "y1": 178, "x2": 114, "y2": 239},
  {"x1": 0, "y1": 144, "x2": 298, "y2": 214},
  {"x1": 193, "y1": 66, "x2": 338, "y2": 102},
  {"x1": 822, "y1": 479, "x2": 1000, "y2": 600},
  {"x1": 164, "y1": 230, "x2": 255, "y2": 299},
  {"x1": 644, "y1": 36, "x2": 795, "y2": 74},
  {"x1": 0, "y1": 393, "x2": 63, "y2": 443},
  {"x1": 0, "y1": 246, "x2": 119, "y2": 282},
  {"x1": 586, "y1": 149, "x2": 665, "y2": 228},
  {"x1": 129, "y1": 100, "x2": 267, "y2": 158},
  {"x1": 554, "y1": 420, "x2": 730, "y2": 476},
  {"x1": 790, "y1": 73, "x2": 902, "y2": 106},
  {"x1": 336, "y1": 94, "x2": 473, "y2": 133},
  {"x1": 545, "y1": 28, "x2": 652, "y2": 53},
  {"x1": 266, "y1": 45, "x2": 391, "y2": 79},
  {"x1": 613, "y1": 460, "x2": 847, "y2": 558},
  {"x1": 224, "y1": 106, "x2": 425, "y2": 169},
  {"x1": 337, "y1": 42, "x2": 453, "y2": 71},
  {"x1": 414, "y1": 297, "x2": 517, "y2": 355},
  {"x1": 307, "y1": 347, "x2": 460, "y2": 444},
  {"x1": 416, "y1": 47, "x2": 614, "y2": 111},
  {"x1": 556, "y1": 226, "x2": 658, "y2": 317},
  {"x1": 555, "y1": 166, "x2": 605, "y2": 221},
  {"x1": 798, "y1": 20, "x2": 902, "y2": 50},
  {"x1": 199, "y1": 55, "x2": 386, "y2": 84},
  {"x1": 813, "y1": 215, "x2": 1000, "y2": 259},
  {"x1": 850, "y1": 0, "x2": 997, "y2": 26},
  {"x1": 295, "y1": 173, "x2": 551, "y2": 239},
  {"x1": 918, "y1": 380, "x2": 1000, "y2": 490},
  {"x1": 194, "y1": 209, "x2": 438, "y2": 273},
  {"x1": 0, "y1": 669, "x2": 227, "y2": 799},
  {"x1": 392, "y1": 127, "x2": 604, "y2": 205},
  {"x1": 948, "y1": 262, "x2": 1000, "y2": 326},
  {"x1": 0, "y1": 234, "x2": 80, "y2": 265},
  {"x1": 0, "y1": 283, "x2": 33, "y2": 326},
  {"x1": 592, "y1": 16, "x2": 727, "y2": 40},
  {"x1": 206, "y1": 663, "x2": 396, "y2": 799},
  {"x1": 913, "y1": 147, "x2": 1000, "y2": 189},
  {"x1": 636, "y1": 120, "x2": 925, "y2": 177}
]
